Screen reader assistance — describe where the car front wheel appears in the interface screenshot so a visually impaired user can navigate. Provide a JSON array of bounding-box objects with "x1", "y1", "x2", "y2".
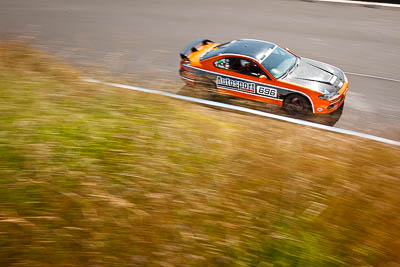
[{"x1": 284, "y1": 94, "x2": 310, "y2": 116}]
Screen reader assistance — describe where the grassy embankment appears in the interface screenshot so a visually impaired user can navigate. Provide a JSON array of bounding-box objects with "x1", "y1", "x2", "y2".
[{"x1": 0, "y1": 43, "x2": 399, "y2": 266}]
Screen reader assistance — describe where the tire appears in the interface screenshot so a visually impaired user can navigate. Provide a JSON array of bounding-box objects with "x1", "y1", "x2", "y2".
[{"x1": 283, "y1": 94, "x2": 311, "y2": 116}]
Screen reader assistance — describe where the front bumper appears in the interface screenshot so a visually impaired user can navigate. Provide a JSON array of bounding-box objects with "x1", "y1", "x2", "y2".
[
  {"x1": 327, "y1": 94, "x2": 346, "y2": 110},
  {"x1": 314, "y1": 86, "x2": 348, "y2": 114},
  {"x1": 315, "y1": 92, "x2": 347, "y2": 113}
]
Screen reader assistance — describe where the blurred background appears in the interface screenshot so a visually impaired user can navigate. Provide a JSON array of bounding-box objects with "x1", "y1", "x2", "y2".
[{"x1": 0, "y1": 0, "x2": 399, "y2": 266}]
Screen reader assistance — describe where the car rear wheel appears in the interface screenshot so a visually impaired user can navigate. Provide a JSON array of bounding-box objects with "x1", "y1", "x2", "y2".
[{"x1": 284, "y1": 94, "x2": 310, "y2": 116}]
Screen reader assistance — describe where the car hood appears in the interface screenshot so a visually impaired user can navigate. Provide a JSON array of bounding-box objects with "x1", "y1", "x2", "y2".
[{"x1": 282, "y1": 58, "x2": 345, "y2": 94}]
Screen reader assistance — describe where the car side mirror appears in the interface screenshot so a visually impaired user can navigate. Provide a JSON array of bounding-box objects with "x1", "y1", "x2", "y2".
[{"x1": 259, "y1": 75, "x2": 268, "y2": 82}]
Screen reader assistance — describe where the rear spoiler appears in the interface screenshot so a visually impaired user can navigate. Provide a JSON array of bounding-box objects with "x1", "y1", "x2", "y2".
[{"x1": 180, "y1": 38, "x2": 214, "y2": 61}]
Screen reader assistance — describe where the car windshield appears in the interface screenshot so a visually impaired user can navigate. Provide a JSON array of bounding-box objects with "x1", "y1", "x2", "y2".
[
  {"x1": 261, "y1": 47, "x2": 297, "y2": 79},
  {"x1": 200, "y1": 42, "x2": 230, "y2": 61}
]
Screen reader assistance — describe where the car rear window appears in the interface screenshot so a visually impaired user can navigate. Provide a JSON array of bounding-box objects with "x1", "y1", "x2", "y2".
[{"x1": 200, "y1": 42, "x2": 230, "y2": 61}]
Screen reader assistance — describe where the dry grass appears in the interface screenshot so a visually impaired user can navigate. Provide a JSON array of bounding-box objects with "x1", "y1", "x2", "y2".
[{"x1": 0, "y1": 42, "x2": 399, "y2": 266}]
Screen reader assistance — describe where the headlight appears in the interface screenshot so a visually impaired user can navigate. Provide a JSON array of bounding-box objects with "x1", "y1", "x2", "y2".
[{"x1": 318, "y1": 90, "x2": 338, "y2": 100}]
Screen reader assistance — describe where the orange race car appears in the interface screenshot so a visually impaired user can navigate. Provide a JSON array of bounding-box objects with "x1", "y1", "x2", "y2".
[{"x1": 179, "y1": 38, "x2": 349, "y2": 115}]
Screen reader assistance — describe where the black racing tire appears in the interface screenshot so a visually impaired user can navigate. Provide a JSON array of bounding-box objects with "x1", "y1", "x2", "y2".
[{"x1": 283, "y1": 94, "x2": 311, "y2": 116}]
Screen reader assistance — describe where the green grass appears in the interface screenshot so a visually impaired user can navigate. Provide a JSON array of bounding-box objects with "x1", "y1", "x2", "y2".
[{"x1": 0, "y1": 42, "x2": 399, "y2": 266}]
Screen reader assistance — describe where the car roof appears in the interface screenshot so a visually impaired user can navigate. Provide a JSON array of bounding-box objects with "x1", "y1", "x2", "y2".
[
  {"x1": 200, "y1": 39, "x2": 276, "y2": 62},
  {"x1": 223, "y1": 39, "x2": 275, "y2": 59}
]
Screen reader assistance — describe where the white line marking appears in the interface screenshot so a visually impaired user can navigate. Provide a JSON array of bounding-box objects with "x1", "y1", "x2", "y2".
[
  {"x1": 314, "y1": 0, "x2": 400, "y2": 8},
  {"x1": 82, "y1": 78, "x2": 400, "y2": 147},
  {"x1": 345, "y1": 72, "x2": 400, "y2": 83}
]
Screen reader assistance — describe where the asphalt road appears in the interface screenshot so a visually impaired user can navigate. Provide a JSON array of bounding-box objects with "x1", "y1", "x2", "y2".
[{"x1": 1, "y1": 0, "x2": 399, "y2": 140}]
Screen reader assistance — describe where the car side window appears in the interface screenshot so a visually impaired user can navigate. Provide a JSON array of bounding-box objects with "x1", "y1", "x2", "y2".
[
  {"x1": 214, "y1": 58, "x2": 231, "y2": 70},
  {"x1": 214, "y1": 57, "x2": 267, "y2": 78},
  {"x1": 234, "y1": 58, "x2": 266, "y2": 77}
]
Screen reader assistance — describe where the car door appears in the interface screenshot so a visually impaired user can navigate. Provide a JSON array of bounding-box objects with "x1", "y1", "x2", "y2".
[{"x1": 212, "y1": 56, "x2": 280, "y2": 102}]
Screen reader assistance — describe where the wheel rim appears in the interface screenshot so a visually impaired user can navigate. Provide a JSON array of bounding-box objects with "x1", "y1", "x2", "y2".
[{"x1": 287, "y1": 97, "x2": 306, "y2": 113}]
